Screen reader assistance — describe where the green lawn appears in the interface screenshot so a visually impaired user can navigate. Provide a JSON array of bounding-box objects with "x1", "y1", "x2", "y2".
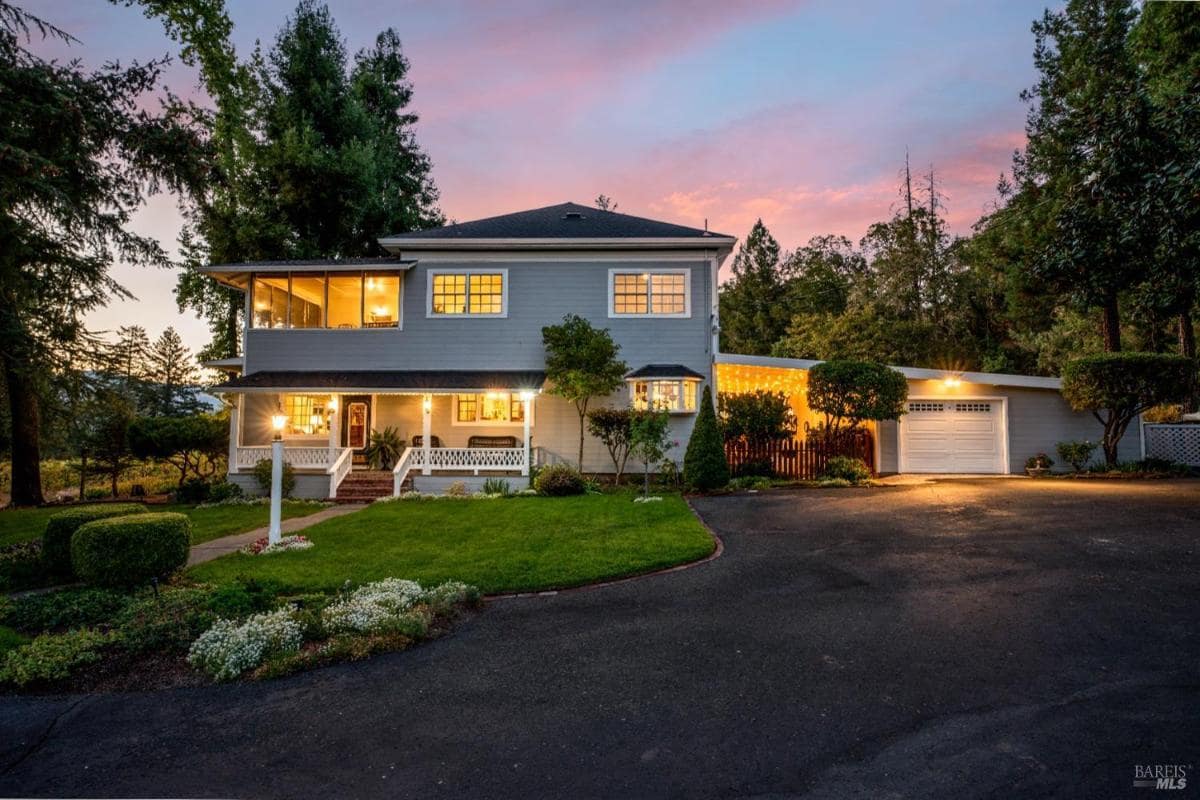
[
  {"x1": 189, "y1": 493, "x2": 715, "y2": 595},
  {"x1": 0, "y1": 502, "x2": 325, "y2": 548}
]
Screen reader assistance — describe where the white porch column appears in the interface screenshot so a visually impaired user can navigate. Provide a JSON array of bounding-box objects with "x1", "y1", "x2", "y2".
[
  {"x1": 421, "y1": 393, "x2": 432, "y2": 475},
  {"x1": 328, "y1": 395, "x2": 341, "y2": 456},
  {"x1": 521, "y1": 393, "x2": 533, "y2": 476},
  {"x1": 227, "y1": 394, "x2": 242, "y2": 474}
]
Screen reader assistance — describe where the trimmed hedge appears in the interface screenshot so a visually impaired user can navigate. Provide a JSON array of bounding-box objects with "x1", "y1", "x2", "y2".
[
  {"x1": 42, "y1": 504, "x2": 148, "y2": 577},
  {"x1": 70, "y1": 512, "x2": 192, "y2": 589}
]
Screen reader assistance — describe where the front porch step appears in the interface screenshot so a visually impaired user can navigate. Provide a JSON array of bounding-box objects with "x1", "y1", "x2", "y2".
[{"x1": 334, "y1": 469, "x2": 395, "y2": 502}]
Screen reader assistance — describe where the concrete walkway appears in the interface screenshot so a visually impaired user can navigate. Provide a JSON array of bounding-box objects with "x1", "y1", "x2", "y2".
[{"x1": 187, "y1": 503, "x2": 368, "y2": 566}]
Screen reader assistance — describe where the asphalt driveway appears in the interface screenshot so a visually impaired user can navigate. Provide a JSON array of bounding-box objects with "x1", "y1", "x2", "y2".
[{"x1": 3, "y1": 479, "x2": 1198, "y2": 798}]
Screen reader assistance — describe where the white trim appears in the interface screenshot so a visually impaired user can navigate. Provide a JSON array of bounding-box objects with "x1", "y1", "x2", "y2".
[
  {"x1": 449, "y1": 392, "x2": 535, "y2": 427},
  {"x1": 382, "y1": 250, "x2": 725, "y2": 263},
  {"x1": 425, "y1": 267, "x2": 509, "y2": 318},
  {"x1": 247, "y1": 270, "x2": 404, "y2": 332},
  {"x1": 714, "y1": 352, "x2": 1063, "y2": 391},
  {"x1": 202, "y1": 262, "x2": 416, "y2": 274},
  {"x1": 897, "y1": 394, "x2": 1010, "y2": 474},
  {"x1": 627, "y1": 377, "x2": 700, "y2": 414},
  {"x1": 378, "y1": 236, "x2": 737, "y2": 252},
  {"x1": 607, "y1": 268, "x2": 692, "y2": 319}
]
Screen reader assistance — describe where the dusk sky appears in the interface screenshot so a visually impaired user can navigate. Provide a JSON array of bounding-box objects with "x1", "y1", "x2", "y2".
[{"x1": 29, "y1": 0, "x2": 1058, "y2": 356}]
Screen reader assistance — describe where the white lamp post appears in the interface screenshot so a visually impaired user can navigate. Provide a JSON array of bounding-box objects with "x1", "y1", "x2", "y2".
[
  {"x1": 520, "y1": 390, "x2": 535, "y2": 476},
  {"x1": 269, "y1": 411, "x2": 287, "y2": 544}
]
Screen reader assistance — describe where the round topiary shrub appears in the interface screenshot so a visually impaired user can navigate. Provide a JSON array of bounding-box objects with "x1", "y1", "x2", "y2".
[
  {"x1": 253, "y1": 458, "x2": 295, "y2": 497},
  {"x1": 70, "y1": 512, "x2": 192, "y2": 589},
  {"x1": 533, "y1": 463, "x2": 586, "y2": 496},
  {"x1": 42, "y1": 504, "x2": 148, "y2": 578},
  {"x1": 820, "y1": 456, "x2": 871, "y2": 485}
]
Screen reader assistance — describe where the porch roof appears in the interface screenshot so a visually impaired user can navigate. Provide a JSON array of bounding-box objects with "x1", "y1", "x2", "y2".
[
  {"x1": 216, "y1": 370, "x2": 546, "y2": 393},
  {"x1": 625, "y1": 363, "x2": 706, "y2": 380}
]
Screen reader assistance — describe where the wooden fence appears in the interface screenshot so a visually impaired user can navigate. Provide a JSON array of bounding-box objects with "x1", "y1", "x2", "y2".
[{"x1": 725, "y1": 432, "x2": 875, "y2": 480}]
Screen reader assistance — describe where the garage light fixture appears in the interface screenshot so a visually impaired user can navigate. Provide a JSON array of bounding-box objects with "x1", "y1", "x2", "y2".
[{"x1": 943, "y1": 376, "x2": 962, "y2": 388}]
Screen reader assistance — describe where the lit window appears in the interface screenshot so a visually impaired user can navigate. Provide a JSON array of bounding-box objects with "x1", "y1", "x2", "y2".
[
  {"x1": 282, "y1": 395, "x2": 331, "y2": 436},
  {"x1": 452, "y1": 392, "x2": 530, "y2": 425},
  {"x1": 430, "y1": 271, "x2": 506, "y2": 316},
  {"x1": 610, "y1": 270, "x2": 689, "y2": 316},
  {"x1": 250, "y1": 271, "x2": 400, "y2": 329},
  {"x1": 630, "y1": 379, "x2": 699, "y2": 413}
]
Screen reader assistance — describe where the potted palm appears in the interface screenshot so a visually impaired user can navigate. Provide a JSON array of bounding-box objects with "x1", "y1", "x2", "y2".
[{"x1": 363, "y1": 427, "x2": 404, "y2": 470}]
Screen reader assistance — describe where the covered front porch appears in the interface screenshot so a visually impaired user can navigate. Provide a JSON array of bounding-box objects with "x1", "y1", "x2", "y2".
[{"x1": 219, "y1": 370, "x2": 546, "y2": 499}]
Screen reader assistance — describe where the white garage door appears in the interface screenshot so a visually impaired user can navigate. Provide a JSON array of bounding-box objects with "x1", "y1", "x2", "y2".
[{"x1": 899, "y1": 399, "x2": 1006, "y2": 474}]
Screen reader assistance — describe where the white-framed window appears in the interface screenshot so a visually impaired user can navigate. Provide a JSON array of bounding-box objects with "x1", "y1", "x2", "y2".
[
  {"x1": 427, "y1": 269, "x2": 508, "y2": 317},
  {"x1": 452, "y1": 392, "x2": 532, "y2": 426},
  {"x1": 629, "y1": 379, "x2": 699, "y2": 413},
  {"x1": 281, "y1": 394, "x2": 332, "y2": 437},
  {"x1": 608, "y1": 269, "x2": 690, "y2": 318}
]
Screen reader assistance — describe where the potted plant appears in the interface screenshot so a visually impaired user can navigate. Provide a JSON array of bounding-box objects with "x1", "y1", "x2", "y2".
[{"x1": 1025, "y1": 453, "x2": 1054, "y2": 477}]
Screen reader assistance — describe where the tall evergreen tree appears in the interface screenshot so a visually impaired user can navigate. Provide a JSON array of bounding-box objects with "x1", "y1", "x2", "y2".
[
  {"x1": 0, "y1": 2, "x2": 207, "y2": 505},
  {"x1": 146, "y1": 327, "x2": 200, "y2": 416},
  {"x1": 718, "y1": 220, "x2": 788, "y2": 355}
]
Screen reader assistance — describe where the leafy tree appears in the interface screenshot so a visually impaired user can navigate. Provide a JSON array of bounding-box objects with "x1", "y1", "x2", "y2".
[
  {"x1": 719, "y1": 220, "x2": 788, "y2": 355},
  {"x1": 86, "y1": 389, "x2": 139, "y2": 497},
  {"x1": 683, "y1": 385, "x2": 729, "y2": 491},
  {"x1": 629, "y1": 410, "x2": 672, "y2": 498},
  {"x1": 146, "y1": 327, "x2": 201, "y2": 416},
  {"x1": 784, "y1": 235, "x2": 864, "y2": 317},
  {"x1": 586, "y1": 407, "x2": 634, "y2": 484},
  {"x1": 128, "y1": 413, "x2": 228, "y2": 487},
  {"x1": 541, "y1": 314, "x2": 628, "y2": 470},
  {"x1": 594, "y1": 195, "x2": 618, "y2": 212},
  {"x1": 0, "y1": 2, "x2": 207, "y2": 505},
  {"x1": 807, "y1": 360, "x2": 908, "y2": 443},
  {"x1": 1060, "y1": 353, "x2": 1195, "y2": 465},
  {"x1": 718, "y1": 391, "x2": 797, "y2": 445},
  {"x1": 1014, "y1": 0, "x2": 1155, "y2": 351}
]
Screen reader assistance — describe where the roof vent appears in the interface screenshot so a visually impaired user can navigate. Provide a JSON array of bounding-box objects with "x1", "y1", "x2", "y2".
[{"x1": 562, "y1": 211, "x2": 585, "y2": 220}]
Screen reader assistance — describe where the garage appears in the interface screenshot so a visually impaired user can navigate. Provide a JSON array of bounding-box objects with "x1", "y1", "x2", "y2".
[{"x1": 898, "y1": 398, "x2": 1007, "y2": 474}]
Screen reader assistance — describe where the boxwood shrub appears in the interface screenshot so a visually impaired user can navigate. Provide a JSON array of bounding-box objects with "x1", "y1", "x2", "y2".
[
  {"x1": 533, "y1": 464, "x2": 586, "y2": 496},
  {"x1": 70, "y1": 512, "x2": 192, "y2": 589},
  {"x1": 42, "y1": 504, "x2": 148, "y2": 577}
]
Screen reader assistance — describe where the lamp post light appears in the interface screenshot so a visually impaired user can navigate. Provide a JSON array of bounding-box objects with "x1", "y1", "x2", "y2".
[{"x1": 269, "y1": 411, "x2": 287, "y2": 544}]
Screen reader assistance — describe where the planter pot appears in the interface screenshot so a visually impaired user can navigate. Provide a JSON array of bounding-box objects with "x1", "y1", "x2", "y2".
[{"x1": 1025, "y1": 467, "x2": 1051, "y2": 478}]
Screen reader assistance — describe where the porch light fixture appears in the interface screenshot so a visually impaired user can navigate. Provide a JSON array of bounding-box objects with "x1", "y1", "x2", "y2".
[
  {"x1": 519, "y1": 390, "x2": 536, "y2": 401},
  {"x1": 327, "y1": 396, "x2": 338, "y2": 412},
  {"x1": 271, "y1": 411, "x2": 288, "y2": 440},
  {"x1": 422, "y1": 396, "x2": 432, "y2": 413}
]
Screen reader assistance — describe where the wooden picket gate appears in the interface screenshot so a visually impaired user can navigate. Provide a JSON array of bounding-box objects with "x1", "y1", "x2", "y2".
[{"x1": 724, "y1": 431, "x2": 874, "y2": 480}]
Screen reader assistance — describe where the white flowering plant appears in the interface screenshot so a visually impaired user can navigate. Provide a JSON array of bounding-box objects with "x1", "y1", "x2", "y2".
[
  {"x1": 240, "y1": 535, "x2": 314, "y2": 555},
  {"x1": 187, "y1": 608, "x2": 304, "y2": 681},
  {"x1": 321, "y1": 578, "x2": 478, "y2": 635}
]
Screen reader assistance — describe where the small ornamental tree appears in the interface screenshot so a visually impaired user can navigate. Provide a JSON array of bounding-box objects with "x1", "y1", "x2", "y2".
[
  {"x1": 718, "y1": 390, "x2": 797, "y2": 445},
  {"x1": 542, "y1": 314, "x2": 628, "y2": 470},
  {"x1": 129, "y1": 414, "x2": 229, "y2": 487},
  {"x1": 629, "y1": 409, "x2": 672, "y2": 498},
  {"x1": 1061, "y1": 353, "x2": 1195, "y2": 466},
  {"x1": 807, "y1": 360, "x2": 908, "y2": 444},
  {"x1": 683, "y1": 385, "x2": 730, "y2": 491},
  {"x1": 586, "y1": 408, "x2": 634, "y2": 484}
]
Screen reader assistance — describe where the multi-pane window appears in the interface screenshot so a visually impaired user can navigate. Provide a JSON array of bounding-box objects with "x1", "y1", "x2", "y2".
[
  {"x1": 610, "y1": 270, "x2": 689, "y2": 316},
  {"x1": 630, "y1": 379, "x2": 699, "y2": 413},
  {"x1": 250, "y1": 271, "x2": 401, "y2": 329},
  {"x1": 430, "y1": 271, "x2": 506, "y2": 316},
  {"x1": 453, "y1": 392, "x2": 529, "y2": 425},
  {"x1": 282, "y1": 395, "x2": 331, "y2": 436}
]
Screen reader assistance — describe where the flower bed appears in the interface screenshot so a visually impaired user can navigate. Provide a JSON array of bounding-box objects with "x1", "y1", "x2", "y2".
[{"x1": 241, "y1": 535, "x2": 314, "y2": 555}]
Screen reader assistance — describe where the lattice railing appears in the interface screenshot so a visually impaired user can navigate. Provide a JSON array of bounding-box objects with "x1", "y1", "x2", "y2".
[
  {"x1": 1144, "y1": 424, "x2": 1200, "y2": 466},
  {"x1": 392, "y1": 446, "x2": 527, "y2": 495},
  {"x1": 234, "y1": 446, "x2": 338, "y2": 470}
]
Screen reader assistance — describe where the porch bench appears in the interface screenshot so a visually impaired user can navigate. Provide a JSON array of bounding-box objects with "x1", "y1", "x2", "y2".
[
  {"x1": 468, "y1": 435, "x2": 520, "y2": 448},
  {"x1": 411, "y1": 435, "x2": 443, "y2": 448}
]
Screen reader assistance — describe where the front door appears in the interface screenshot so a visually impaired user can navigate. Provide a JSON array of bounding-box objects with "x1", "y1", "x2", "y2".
[{"x1": 342, "y1": 395, "x2": 372, "y2": 451}]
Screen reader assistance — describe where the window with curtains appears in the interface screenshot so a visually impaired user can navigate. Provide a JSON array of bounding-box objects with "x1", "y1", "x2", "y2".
[
  {"x1": 282, "y1": 395, "x2": 331, "y2": 436},
  {"x1": 250, "y1": 271, "x2": 401, "y2": 329},
  {"x1": 629, "y1": 379, "x2": 698, "y2": 413},
  {"x1": 428, "y1": 270, "x2": 507, "y2": 316},
  {"x1": 609, "y1": 269, "x2": 690, "y2": 317},
  {"x1": 452, "y1": 392, "x2": 530, "y2": 425}
]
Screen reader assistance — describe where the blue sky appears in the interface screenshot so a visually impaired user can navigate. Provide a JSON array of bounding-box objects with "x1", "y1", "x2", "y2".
[{"x1": 26, "y1": 0, "x2": 1057, "y2": 354}]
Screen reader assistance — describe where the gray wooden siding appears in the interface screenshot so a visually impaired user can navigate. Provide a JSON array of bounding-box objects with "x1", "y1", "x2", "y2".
[
  {"x1": 877, "y1": 379, "x2": 1140, "y2": 473},
  {"x1": 242, "y1": 259, "x2": 713, "y2": 379}
]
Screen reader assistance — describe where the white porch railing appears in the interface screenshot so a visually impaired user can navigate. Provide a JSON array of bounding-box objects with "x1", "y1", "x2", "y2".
[
  {"x1": 327, "y1": 447, "x2": 355, "y2": 497},
  {"x1": 392, "y1": 446, "x2": 528, "y2": 495}
]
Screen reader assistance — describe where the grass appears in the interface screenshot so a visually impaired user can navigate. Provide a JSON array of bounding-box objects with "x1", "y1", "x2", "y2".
[
  {"x1": 0, "y1": 501, "x2": 326, "y2": 548},
  {"x1": 189, "y1": 493, "x2": 715, "y2": 595}
]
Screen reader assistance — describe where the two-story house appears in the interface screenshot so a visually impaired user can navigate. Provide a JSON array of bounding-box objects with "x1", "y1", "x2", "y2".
[{"x1": 205, "y1": 202, "x2": 736, "y2": 499}]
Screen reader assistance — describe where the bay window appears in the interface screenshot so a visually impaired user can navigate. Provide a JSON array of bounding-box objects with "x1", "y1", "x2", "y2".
[
  {"x1": 630, "y1": 379, "x2": 699, "y2": 413},
  {"x1": 250, "y1": 271, "x2": 402, "y2": 329}
]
